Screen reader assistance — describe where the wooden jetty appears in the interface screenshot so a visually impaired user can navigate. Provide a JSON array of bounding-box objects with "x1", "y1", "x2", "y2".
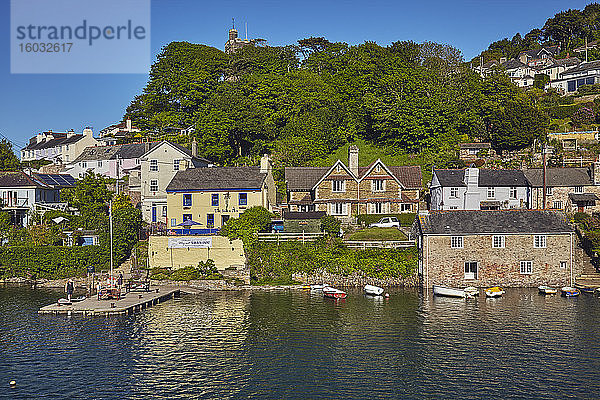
[{"x1": 38, "y1": 287, "x2": 181, "y2": 316}]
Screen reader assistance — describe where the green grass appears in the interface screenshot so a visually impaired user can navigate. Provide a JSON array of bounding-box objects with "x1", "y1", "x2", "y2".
[{"x1": 347, "y1": 228, "x2": 407, "y2": 241}]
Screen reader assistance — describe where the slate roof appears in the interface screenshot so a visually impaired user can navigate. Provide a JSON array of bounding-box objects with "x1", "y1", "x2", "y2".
[
  {"x1": 500, "y1": 59, "x2": 527, "y2": 70},
  {"x1": 459, "y1": 143, "x2": 491, "y2": 149},
  {"x1": 166, "y1": 167, "x2": 267, "y2": 191},
  {"x1": 285, "y1": 164, "x2": 423, "y2": 191},
  {"x1": 524, "y1": 168, "x2": 592, "y2": 187},
  {"x1": 0, "y1": 171, "x2": 49, "y2": 188},
  {"x1": 417, "y1": 210, "x2": 573, "y2": 235},
  {"x1": 560, "y1": 60, "x2": 600, "y2": 75},
  {"x1": 569, "y1": 193, "x2": 600, "y2": 202},
  {"x1": 73, "y1": 143, "x2": 160, "y2": 162},
  {"x1": 433, "y1": 169, "x2": 528, "y2": 187},
  {"x1": 143, "y1": 141, "x2": 211, "y2": 165},
  {"x1": 22, "y1": 133, "x2": 86, "y2": 151},
  {"x1": 520, "y1": 46, "x2": 560, "y2": 59}
]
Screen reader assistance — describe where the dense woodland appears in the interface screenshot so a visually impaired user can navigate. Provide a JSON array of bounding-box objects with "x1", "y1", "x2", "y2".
[{"x1": 125, "y1": 39, "x2": 548, "y2": 170}]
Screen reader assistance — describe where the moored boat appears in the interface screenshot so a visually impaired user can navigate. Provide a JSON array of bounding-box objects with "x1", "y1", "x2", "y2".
[
  {"x1": 323, "y1": 287, "x2": 347, "y2": 299},
  {"x1": 485, "y1": 286, "x2": 505, "y2": 298},
  {"x1": 310, "y1": 284, "x2": 329, "y2": 290},
  {"x1": 538, "y1": 285, "x2": 558, "y2": 295},
  {"x1": 464, "y1": 287, "x2": 479, "y2": 297},
  {"x1": 364, "y1": 284, "x2": 385, "y2": 296},
  {"x1": 575, "y1": 284, "x2": 595, "y2": 294},
  {"x1": 561, "y1": 286, "x2": 580, "y2": 297},
  {"x1": 433, "y1": 285, "x2": 466, "y2": 298}
]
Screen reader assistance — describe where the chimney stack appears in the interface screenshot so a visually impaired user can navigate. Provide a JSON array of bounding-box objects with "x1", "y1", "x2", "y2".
[
  {"x1": 179, "y1": 159, "x2": 188, "y2": 171},
  {"x1": 191, "y1": 138, "x2": 198, "y2": 157},
  {"x1": 144, "y1": 139, "x2": 150, "y2": 153},
  {"x1": 260, "y1": 154, "x2": 271, "y2": 174},
  {"x1": 348, "y1": 145, "x2": 359, "y2": 177},
  {"x1": 82, "y1": 127, "x2": 93, "y2": 137},
  {"x1": 126, "y1": 119, "x2": 132, "y2": 132}
]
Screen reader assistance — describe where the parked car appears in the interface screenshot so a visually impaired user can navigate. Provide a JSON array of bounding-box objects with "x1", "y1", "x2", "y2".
[{"x1": 368, "y1": 216, "x2": 400, "y2": 228}]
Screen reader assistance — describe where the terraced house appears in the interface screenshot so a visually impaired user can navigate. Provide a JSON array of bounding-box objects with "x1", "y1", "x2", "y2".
[
  {"x1": 285, "y1": 146, "x2": 422, "y2": 222},
  {"x1": 166, "y1": 155, "x2": 276, "y2": 234}
]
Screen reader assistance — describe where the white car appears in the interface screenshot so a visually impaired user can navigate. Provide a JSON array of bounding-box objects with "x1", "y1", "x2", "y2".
[{"x1": 368, "y1": 217, "x2": 400, "y2": 228}]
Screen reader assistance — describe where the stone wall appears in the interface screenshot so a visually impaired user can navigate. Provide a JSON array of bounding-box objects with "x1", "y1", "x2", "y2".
[
  {"x1": 292, "y1": 270, "x2": 419, "y2": 288},
  {"x1": 422, "y1": 233, "x2": 574, "y2": 287},
  {"x1": 531, "y1": 185, "x2": 600, "y2": 213},
  {"x1": 148, "y1": 235, "x2": 245, "y2": 272}
]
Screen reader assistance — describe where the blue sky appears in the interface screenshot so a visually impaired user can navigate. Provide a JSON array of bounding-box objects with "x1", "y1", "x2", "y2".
[{"x1": 0, "y1": 0, "x2": 595, "y2": 153}]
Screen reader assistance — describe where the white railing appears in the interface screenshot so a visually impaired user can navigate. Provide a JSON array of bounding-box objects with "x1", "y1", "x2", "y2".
[
  {"x1": 343, "y1": 240, "x2": 415, "y2": 249},
  {"x1": 257, "y1": 232, "x2": 326, "y2": 243},
  {"x1": 34, "y1": 202, "x2": 68, "y2": 211}
]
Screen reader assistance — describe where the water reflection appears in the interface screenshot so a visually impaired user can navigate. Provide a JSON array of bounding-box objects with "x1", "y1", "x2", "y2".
[{"x1": 1, "y1": 286, "x2": 600, "y2": 399}]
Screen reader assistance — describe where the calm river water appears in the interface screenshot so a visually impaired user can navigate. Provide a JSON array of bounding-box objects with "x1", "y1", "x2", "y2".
[{"x1": 1, "y1": 285, "x2": 600, "y2": 399}]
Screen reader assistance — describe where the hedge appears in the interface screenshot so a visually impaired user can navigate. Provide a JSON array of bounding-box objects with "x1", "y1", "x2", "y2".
[
  {"x1": 543, "y1": 104, "x2": 580, "y2": 120},
  {"x1": 356, "y1": 213, "x2": 416, "y2": 227},
  {"x1": 246, "y1": 240, "x2": 418, "y2": 284},
  {"x1": 0, "y1": 246, "x2": 109, "y2": 279}
]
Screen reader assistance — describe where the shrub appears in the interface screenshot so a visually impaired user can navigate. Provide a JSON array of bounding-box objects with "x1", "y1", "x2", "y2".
[
  {"x1": 320, "y1": 215, "x2": 341, "y2": 236},
  {"x1": 574, "y1": 212, "x2": 590, "y2": 224},
  {"x1": 572, "y1": 106, "x2": 595, "y2": 127},
  {"x1": 543, "y1": 104, "x2": 579, "y2": 119}
]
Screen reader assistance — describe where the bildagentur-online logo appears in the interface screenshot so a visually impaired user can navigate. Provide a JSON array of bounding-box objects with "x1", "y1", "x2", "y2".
[
  {"x1": 15, "y1": 20, "x2": 147, "y2": 46},
  {"x1": 11, "y1": 0, "x2": 151, "y2": 74}
]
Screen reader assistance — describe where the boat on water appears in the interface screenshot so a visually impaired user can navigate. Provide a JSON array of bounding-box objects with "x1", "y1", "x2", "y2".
[
  {"x1": 364, "y1": 284, "x2": 385, "y2": 296},
  {"x1": 538, "y1": 286, "x2": 558, "y2": 295},
  {"x1": 57, "y1": 298, "x2": 72, "y2": 305},
  {"x1": 575, "y1": 284, "x2": 595, "y2": 294},
  {"x1": 561, "y1": 286, "x2": 581, "y2": 297},
  {"x1": 310, "y1": 284, "x2": 329, "y2": 290},
  {"x1": 485, "y1": 287, "x2": 505, "y2": 298},
  {"x1": 433, "y1": 285, "x2": 466, "y2": 298},
  {"x1": 464, "y1": 287, "x2": 479, "y2": 297},
  {"x1": 323, "y1": 287, "x2": 347, "y2": 299}
]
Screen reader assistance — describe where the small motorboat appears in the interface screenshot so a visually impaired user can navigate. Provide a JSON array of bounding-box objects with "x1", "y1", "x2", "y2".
[
  {"x1": 538, "y1": 285, "x2": 558, "y2": 295},
  {"x1": 561, "y1": 286, "x2": 580, "y2": 297},
  {"x1": 464, "y1": 287, "x2": 479, "y2": 297},
  {"x1": 433, "y1": 285, "x2": 466, "y2": 298},
  {"x1": 310, "y1": 284, "x2": 329, "y2": 290},
  {"x1": 323, "y1": 286, "x2": 347, "y2": 299},
  {"x1": 575, "y1": 284, "x2": 595, "y2": 294},
  {"x1": 57, "y1": 298, "x2": 72, "y2": 306},
  {"x1": 71, "y1": 296, "x2": 86, "y2": 302},
  {"x1": 485, "y1": 287, "x2": 505, "y2": 298},
  {"x1": 364, "y1": 284, "x2": 385, "y2": 296}
]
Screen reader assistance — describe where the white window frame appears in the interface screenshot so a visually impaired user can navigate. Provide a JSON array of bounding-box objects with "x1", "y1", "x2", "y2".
[
  {"x1": 331, "y1": 203, "x2": 347, "y2": 216},
  {"x1": 492, "y1": 235, "x2": 505, "y2": 248},
  {"x1": 560, "y1": 261, "x2": 567, "y2": 269},
  {"x1": 520, "y1": 260, "x2": 533, "y2": 275},
  {"x1": 374, "y1": 203, "x2": 383, "y2": 214},
  {"x1": 150, "y1": 159, "x2": 158, "y2": 172},
  {"x1": 449, "y1": 187, "x2": 459, "y2": 199},
  {"x1": 372, "y1": 180, "x2": 385, "y2": 192},
  {"x1": 332, "y1": 180, "x2": 345, "y2": 193},
  {"x1": 509, "y1": 187, "x2": 517, "y2": 199},
  {"x1": 546, "y1": 186, "x2": 553, "y2": 196},
  {"x1": 451, "y1": 236, "x2": 464, "y2": 249},
  {"x1": 97, "y1": 161, "x2": 102, "y2": 168},
  {"x1": 170, "y1": 218, "x2": 176, "y2": 227},
  {"x1": 487, "y1": 187, "x2": 495, "y2": 199},
  {"x1": 464, "y1": 261, "x2": 478, "y2": 280},
  {"x1": 553, "y1": 200, "x2": 563, "y2": 209},
  {"x1": 150, "y1": 180, "x2": 158, "y2": 192},
  {"x1": 173, "y1": 159, "x2": 180, "y2": 171},
  {"x1": 574, "y1": 186, "x2": 584, "y2": 194},
  {"x1": 533, "y1": 235, "x2": 547, "y2": 248}
]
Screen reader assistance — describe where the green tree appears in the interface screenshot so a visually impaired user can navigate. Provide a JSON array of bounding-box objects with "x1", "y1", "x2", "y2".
[
  {"x1": 220, "y1": 206, "x2": 273, "y2": 244},
  {"x1": 320, "y1": 215, "x2": 341, "y2": 237},
  {"x1": 0, "y1": 139, "x2": 20, "y2": 171}
]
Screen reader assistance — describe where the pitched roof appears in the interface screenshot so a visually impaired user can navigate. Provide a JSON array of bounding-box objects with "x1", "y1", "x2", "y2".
[
  {"x1": 285, "y1": 164, "x2": 423, "y2": 191},
  {"x1": 22, "y1": 133, "x2": 86, "y2": 151},
  {"x1": 459, "y1": 143, "x2": 491, "y2": 149},
  {"x1": 166, "y1": 167, "x2": 267, "y2": 191},
  {"x1": 285, "y1": 167, "x2": 329, "y2": 191},
  {"x1": 524, "y1": 168, "x2": 592, "y2": 187},
  {"x1": 417, "y1": 210, "x2": 573, "y2": 235},
  {"x1": 0, "y1": 171, "x2": 49, "y2": 188},
  {"x1": 500, "y1": 59, "x2": 527, "y2": 70},
  {"x1": 433, "y1": 168, "x2": 528, "y2": 187},
  {"x1": 73, "y1": 142, "x2": 160, "y2": 162},
  {"x1": 33, "y1": 173, "x2": 76, "y2": 188},
  {"x1": 520, "y1": 46, "x2": 560, "y2": 58},
  {"x1": 559, "y1": 60, "x2": 600, "y2": 75},
  {"x1": 142, "y1": 141, "x2": 211, "y2": 165}
]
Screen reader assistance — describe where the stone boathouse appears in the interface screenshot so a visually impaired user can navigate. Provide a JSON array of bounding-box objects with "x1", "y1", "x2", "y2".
[{"x1": 413, "y1": 209, "x2": 575, "y2": 288}]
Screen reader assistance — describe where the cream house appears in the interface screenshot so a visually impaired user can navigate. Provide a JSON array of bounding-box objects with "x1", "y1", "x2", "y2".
[
  {"x1": 166, "y1": 155, "x2": 276, "y2": 234},
  {"x1": 21, "y1": 127, "x2": 99, "y2": 164},
  {"x1": 140, "y1": 140, "x2": 211, "y2": 224}
]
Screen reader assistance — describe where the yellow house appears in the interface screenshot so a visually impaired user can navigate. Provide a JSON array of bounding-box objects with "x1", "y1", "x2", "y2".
[{"x1": 166, "y1": 155, "x2": 276, "y2": 234}]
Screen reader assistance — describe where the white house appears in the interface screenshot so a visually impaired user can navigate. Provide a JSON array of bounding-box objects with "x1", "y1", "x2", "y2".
[
  {"x1": 0, "y1": 171, "x2": 74, "y2": 226},
  {"x1": 20, "y1": 127, "x2": 99, "y2": 164},
  {"x1": 430, "y1": 167, "x2": 529, "y2": 210},
  {"x1": 548, "y1": 60, "x2": 600, "y2": 94}
]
